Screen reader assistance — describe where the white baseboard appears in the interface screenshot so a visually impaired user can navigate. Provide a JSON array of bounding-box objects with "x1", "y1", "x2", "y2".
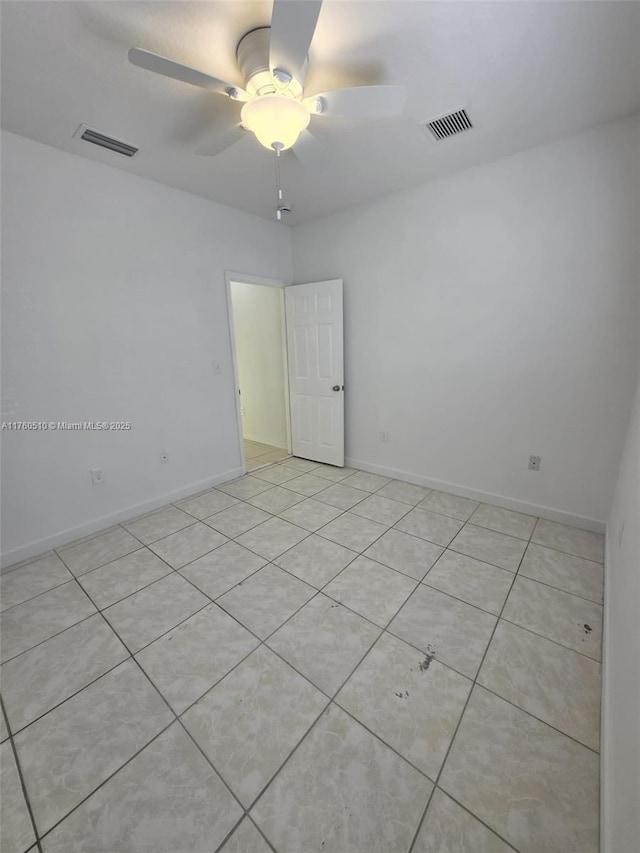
[
  {"x1": 1, "y1": 466, "x2": 244, "y2": 571},
  {"x1": 345, "y1": 457, "x2": 606, "y2": 533}
]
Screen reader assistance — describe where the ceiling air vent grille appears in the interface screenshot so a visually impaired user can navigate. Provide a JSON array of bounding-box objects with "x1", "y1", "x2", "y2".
[
  {"x1": 423, "y1": 108, "x2": 473, "y2": 141},
  {"x1": 76, "y1": 125, "x2": 138, "y2": 157}
]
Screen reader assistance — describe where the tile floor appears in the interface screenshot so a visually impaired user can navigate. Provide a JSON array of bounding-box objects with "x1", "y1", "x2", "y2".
[
  {"x1": 243, "y1": 439, "x2": 291, "y2": 472},
  {"x1": 0, "y1": 461, "x2": 604, "y2": 853}
]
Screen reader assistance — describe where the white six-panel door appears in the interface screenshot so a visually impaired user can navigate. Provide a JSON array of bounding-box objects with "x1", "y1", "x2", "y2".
[{"x1": 285, "y1": 279, "x2": 344, "y2": 466}]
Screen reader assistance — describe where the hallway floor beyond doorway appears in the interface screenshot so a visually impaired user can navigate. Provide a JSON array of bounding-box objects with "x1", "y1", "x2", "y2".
[{"x1": 244, "y1": 439, "x2": 290, "y2": 471}]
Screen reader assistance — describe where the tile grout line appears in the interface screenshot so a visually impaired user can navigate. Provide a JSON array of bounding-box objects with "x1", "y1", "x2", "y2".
[
  {"x1": 0, "y1": 694, "x2": 45, "y2": 853},
  {"x1": 405, "y1": 515, "x2": 540, "y2": 853}
]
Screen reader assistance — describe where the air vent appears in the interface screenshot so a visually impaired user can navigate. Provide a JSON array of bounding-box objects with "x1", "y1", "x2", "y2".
[
  {"x1": 74, "y1": 124, "x2": 138, "y2": 157},
  {"x1": 423, "y1": 108, "x2": 473, "y2": 141}
]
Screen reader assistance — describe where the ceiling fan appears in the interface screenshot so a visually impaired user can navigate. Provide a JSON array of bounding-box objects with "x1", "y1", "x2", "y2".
[{"x1": 128, "y1": 0, "x2": 406, "y2": 159}]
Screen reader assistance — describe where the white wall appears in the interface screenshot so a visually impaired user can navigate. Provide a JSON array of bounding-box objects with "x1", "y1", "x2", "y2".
[
  {"x1": 293, "y1": 116, "x2": 640, "y2": 528},
  {"x1": 601, "y1": 367, "x2": 640, "y2": 852},
  {"x1": 230, "y1": 281, "x2": 288, "y2": 449},
  {"x1": 1, "y1": 131, "x2": 292, "y2": 566},
  {"x1": 600, "y1": 113, "x2": 640, "y2": 850}
]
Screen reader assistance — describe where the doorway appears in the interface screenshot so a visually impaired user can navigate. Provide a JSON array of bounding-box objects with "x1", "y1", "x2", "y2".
[{"x1": 228, "y1": 277, "x2": 292, "y2": 472}]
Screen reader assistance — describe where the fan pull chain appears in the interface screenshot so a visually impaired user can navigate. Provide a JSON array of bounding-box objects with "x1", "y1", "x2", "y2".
[{"x1": 273, "y1": 144, "x2": 288, "y2": 221}]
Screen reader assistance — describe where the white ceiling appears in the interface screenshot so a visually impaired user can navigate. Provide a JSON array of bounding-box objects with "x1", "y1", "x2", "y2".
[{"x1": 2, "y1": 1, "x2": 639, "y2": 225}]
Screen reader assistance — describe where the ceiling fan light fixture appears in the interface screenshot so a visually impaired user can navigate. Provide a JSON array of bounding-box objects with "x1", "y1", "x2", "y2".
[{"x1": 241, "y1": 94, "x2": 310, "y2": 151}]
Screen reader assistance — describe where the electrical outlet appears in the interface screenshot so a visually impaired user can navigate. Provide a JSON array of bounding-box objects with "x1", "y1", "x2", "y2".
[
  {"x1": 379, "y1": 431, "x2": 390, "y2": 443},
  {"x1": 159, "y1": 451, "x2": 169, "y2": 464},
  {"x1": 528, "y1": 455, "x2": 541, "y2": 471},
  {"x1": 90, "y1": 468, "x2": 104, "y2": 485}
]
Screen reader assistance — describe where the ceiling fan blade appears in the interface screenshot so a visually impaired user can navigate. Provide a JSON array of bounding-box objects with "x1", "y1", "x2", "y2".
[
  {"x1": 128, "y1": 48, "x2": 248, "y2": 99},
  {"x1": 194, "y1": 125, "x2": 247, "y2": 157},
  {"x1": 291, "y1": 128, "x2": 325, "y2": 166},
  {"x1": 269, "y1": 0, "x2": 323, "y2": 82},
  {"x1": 305, "y1": 85, "x2": 406, "y2": 120}
]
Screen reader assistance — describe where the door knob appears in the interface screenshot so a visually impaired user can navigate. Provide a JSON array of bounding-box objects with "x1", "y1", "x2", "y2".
[{"x1": 332, "y1": 385, "x2": 343, "y2": 391}]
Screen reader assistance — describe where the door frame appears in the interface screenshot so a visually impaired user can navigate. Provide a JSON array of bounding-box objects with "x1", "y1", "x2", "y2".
[{"x1": 225, "y1": 271, "x2": 292, "y2": 475}]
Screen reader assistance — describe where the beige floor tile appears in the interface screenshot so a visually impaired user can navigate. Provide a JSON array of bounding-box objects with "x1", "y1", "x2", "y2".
[
  {"x1": 418, "y1": 491, "x2": 479, "y2": 521},
  {"x1": 351, "y1": 494, "x2": 411, "y2": 526},
  {"x1": 148, "y1": 522, "x2": 226, "y2": 569},
  {"x1": 217, "y1": 564, "x2": 315, "y2": 639},
  {"x1": 279, "y1": 458, "x2": 321, "y2": 473},
  {"x1": 58, "y1": 528, "x2": 141, "y2": 576},
  {"x1": 218, "y1": 476, "x2": 274, "y2": 500},
  {"x1": 1, "y1": 553, "x2": 72, "y2": 612},
  {"x1": 176, "y1": 488, "x2": 238, "y2": 519},
  {"x1": 15, "y1": 660, "x2": 172, "y2": 835},
  {"x1": 520, "y1": 543, "x2": 603, "y2": 603},
  {"x1": 414, "y1": 789, "x2": 515, "y2": 853},
  {"x1": 311, "y1": 464, "x2": 357, "y2": 482},
  {"x1": 284, "y1": 473, "x2": 332, "y2": 496},
  {"x1": 423, "y1": 551, "x2": 513, "y2": 615},
  {"x1": 258, "y1": 449, "x2": 291, "y2": 464},
  {"x1": 363, "y1": 529, "x2": 443, "y2": 580},
  {"x1": 6, "y1": 463, "x2": 606, "y2": 852},
  {"x1": 136, "y1": 603, "x2": 258, "y2": 714},
  {"x1": 235, "y1": 517, "x2": 308, "y2": 561},
  {"x1": 247, "y1": 486, "x2": 305, "y2": 514},
  {"x1": 1, "y1": 582, "x2": 96, "y2": 663},
  {"x1": 267, "y1": 594, "x2": 380, "y2": 695},
  {"x1": 337, "y1": 633, "x2": 472, "y2": 779},
  {"x1": 503, "y1": 577, "x2": 602, "y2": 660},
  {"x1": 395, "y1": 507, "x2": 463, "y2": 547},
  {"x1": 449, "y1": 525, "x2": 526, "y2": 572},
  {"x1": 278, "y1": 497, "x2": 343, "y2": 531},
  {"x1": 104, "y1": 573, "x2": 209, "y2": 652},
  {"x1": 123, "y1": 506, "x2": 195, "y2": 544},
  {"x1": 388, "y1": 585, "x2": 496, "y2": 678},
  {"x1": 78, "y1": 549, "x2": 171, "y2": 609},
  {"x1": 179, "y1": 542, "x2": 266, "y2": 600},
  {"x1": 221, "y1": 818, "x2": 272, "y2": 853},
  {"x1": 252, "y1": 704, "x2": 432, "y2": 853},
  {"x1": 41, "y1": 723, "x2": 242, "y2": 853},
  {"x1": 440, "y1": 686, "x2": 599, "y2": 853},
  {"x1": 342, "y1": 471, "x2": 391, "y2": 492},
  {"x1": 183, "y1": 646, "x2": 327, "y2": 806},
  {"x1": 469, "y1": 504, "x2": 536, "y2": 540},
  {"x1": 273, "y1": 535, "x2": 357, "y2": 588},
  {"x1": 244, "y1": 441, "x2": 273, "y2": 459},
  {"x1": 323, "y1": 556, "x2": 417, "y2": 627},
  {"x1": 314, "y1": 482, "x2": 370, "y2": 510},
  {"x1": 1, "y1": 614, "x2": 128, "y2": 732},
  {"x1": 1, "y1": 741, "x2": 36, "y2": 853},
  {"x1": 478, "y1": 621, "x2": 601, "y2": 750},
  {"x1": 318, "y1": 512, "x2": 388, "y2": 552},
  {"x1": 532, "y1": 519, "x2": 604, "y2": 563},
  {"x1": 376, "y1": 479, "x2": 431, "y2": 505},
  {"x1": 252, "y1": 464, "x2": 300, "y2": 485},
  {"x1": 204, "y1": 503, "x2": 271, "y2": 538}
]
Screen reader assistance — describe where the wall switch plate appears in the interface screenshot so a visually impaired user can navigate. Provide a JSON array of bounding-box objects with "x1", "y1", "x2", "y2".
[
  {"x1": 528, "y1": 455, "x2": 541, "y2": 471},
  {"x1": 90, "y1": 468, "x2": 104, "y2": 485},
  {"x1": 379, "y1": 431, "x2": 390, "y2": 443},
  {"x1": 159, "y1": 451, "x2": 169, "y2": 464}
]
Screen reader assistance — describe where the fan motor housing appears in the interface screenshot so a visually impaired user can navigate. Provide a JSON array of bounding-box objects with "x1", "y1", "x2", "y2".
[{"x1": 237, "y1": 27, "x2": 304, "y2": 98}]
